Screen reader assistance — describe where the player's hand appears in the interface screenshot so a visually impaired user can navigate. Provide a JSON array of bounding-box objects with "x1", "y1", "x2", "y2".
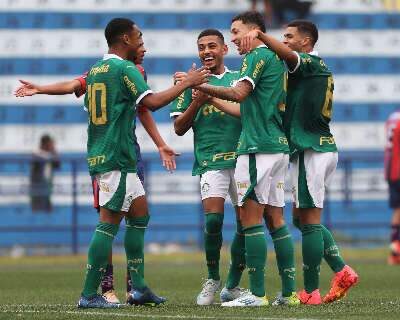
[
  {"x1": 158, "y1": 144, "x2": 181, "y2": 173},
  {"x1": 240, "y1": 29, "x2": 260, "y2": 54},
  {"x1": 14, "y1": 80, "x2": 40, "y2": 97},
  {"x1": 185, "y1": 63, "x2": 210, "y2": 87},
  {"x1": 192, "y1": 89, "x2": 210, "y2": 104},
  {"x1": 174, "y1": 71, "x2": 187, "y2": 85}
]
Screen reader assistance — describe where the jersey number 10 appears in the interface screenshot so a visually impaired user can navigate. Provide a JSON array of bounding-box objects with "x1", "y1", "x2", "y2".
[{"x1": 87, "y1": 83, "x2": 107, "y2": 125}]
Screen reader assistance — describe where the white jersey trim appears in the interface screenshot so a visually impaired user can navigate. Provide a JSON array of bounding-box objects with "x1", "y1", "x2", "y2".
[
  {"x1": 170, "y1": 111, "x2": 183, "y2": 118},
  {"x1": 136, "y1": 90, "x2": 153, "y2": 106},
  {"x1": 237, "y1": 76, "x2": 255, "y2": 90}
]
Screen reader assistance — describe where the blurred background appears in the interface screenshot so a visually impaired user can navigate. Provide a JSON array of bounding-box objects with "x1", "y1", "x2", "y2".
[{"x1": 0, "y1": 0, "x2": 399, "y2": 256}]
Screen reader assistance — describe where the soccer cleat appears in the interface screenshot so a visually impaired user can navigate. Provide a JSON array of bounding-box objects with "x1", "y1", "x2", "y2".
[
  {"x1": 388, "y1": 241, "x2": 400, "y2": 265},
  {"x1": 103, "y1": 289, "x2": 120, "y2": 304},
  {"x1": 221, "y1": 292, "x2": 269, "y2": 307},
  {"x1": 127, "y1": 286, "x2": 167, "y2": 306},
  {"x1": 77, "y1": 294, "x2": 123, "y2": 308},
  {"x1": 323, "y1": 265, "x2": 359, "y2": 303},
  {"x1": 196, "y1": 279, "x2": 221, "y2": 305},
  {"x1": 298, "y1": 289, "x2": 322, "y2": 305},
  {"x1": 271, "y1": 292, "x2": 300, "y2": 306},
  {"x1": 220, "y1": 286, "x2": 249, "y2": 303}
]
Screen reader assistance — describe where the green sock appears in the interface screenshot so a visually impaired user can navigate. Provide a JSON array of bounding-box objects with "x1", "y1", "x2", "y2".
[
  {"x1": 204, "y1": 213, "x2": 224, "y2": 280},
  {"x1": 82, "y1": 222, "x2": 119, "y2": 298},
  {"x1": 302, "y1": 224, "x2": 323, "y2": 293},
  {"x1": 226, "y1": 220, "x2": 246, "y2": 289},
  {"x1": 321, "y1": 225, "x2": 346, "y2": 273},
  {"x1": 270, "y1": 225, "x2": 296, "y2": 297},
  {"x1": 125, "y1": 215, "x2": 150, "y2": 290},
  {"x1": 244, "y1": 224, "x2": 266, "y2": 297}
]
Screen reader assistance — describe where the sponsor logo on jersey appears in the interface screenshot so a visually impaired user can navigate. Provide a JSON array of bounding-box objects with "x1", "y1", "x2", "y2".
[
  {"x1": 252, "y1": 59, "x2": 265, "y2": 78},
  {"x1": 87, "y1": 154, "x2": 105, "y2": 167},
  {"x1": 212, "y1": 152, "x2": 236, "y2": 162},
  {"x1": 176, "y1": 92, "x2": 186, "y2": 109},
  {"x1": 202, "y1": 104, "x2": 225, "y2": 116},
  {"x1": 90, "y1": 64, "x2": 110, "y2": 76},
  {"x1": 320, "y1": 136, "x2": 335, "y2": 145},
  {"x1": 241, "y1": 59, "x2": 248, "y2": 75},
  {"x1": 279, "y1": 137, "x2": 288, "y2": 145},
  {"x1": 124, "y1": 76, "x2": 138, "y2": 95}
]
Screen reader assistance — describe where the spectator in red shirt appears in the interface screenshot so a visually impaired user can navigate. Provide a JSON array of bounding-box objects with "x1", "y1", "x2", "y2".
[{"x1": 384, "y1": 110, "x2": 400, "y2": 265}]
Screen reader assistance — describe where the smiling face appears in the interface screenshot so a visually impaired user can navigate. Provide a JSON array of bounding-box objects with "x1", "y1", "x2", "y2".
[
  {"x1": 197, "y1": 35, "x2": 227, "y2": 73},
  {"x1": 283, "y1": 26, "x2": 310, "y2": 52},
  {"x1": 230, "y1": 20, "x2": 255, "y2": 55}
]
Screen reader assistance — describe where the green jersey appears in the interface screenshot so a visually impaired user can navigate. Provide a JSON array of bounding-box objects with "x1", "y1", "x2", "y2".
[
  {"x1": 170, "y1": 68, "x2": 242, "y2": 176},
  {"x1": 237, "y1": 46, "x2": 289, "y2": 155},
  {"x1": 84, "y1": 54, "x2": 152, "y2": 176},
  {"x1": 285, "y1": 51, "x2": 337, "y2": 158}
]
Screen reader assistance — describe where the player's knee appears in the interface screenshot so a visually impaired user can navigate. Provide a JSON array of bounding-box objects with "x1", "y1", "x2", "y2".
[{"x1": 205, "y1": 213, "x2": 224, "y2": 234}]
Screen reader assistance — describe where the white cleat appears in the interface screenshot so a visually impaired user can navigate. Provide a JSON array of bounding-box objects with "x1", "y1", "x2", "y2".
[
  {"x1": 220, "y1": 287, "x2": 249, "y2": 303},
  {"x1": 221, "y1": 292, "x2": 269, "y2": 307},
  {"x1": 196, "y1": 279, "x2": 221, "y2": 306},
  {"x1": 103, "y1": 289, "x2": 121, "y2": 304}
]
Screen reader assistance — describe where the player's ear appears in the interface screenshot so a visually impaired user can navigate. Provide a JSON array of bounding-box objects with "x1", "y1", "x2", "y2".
[
  {"x1": 222, "y1": 44, "x2": 228, "y2": 56},
  {"x1": 122, "y1": 33, "x2": 130, "y2": 45}
]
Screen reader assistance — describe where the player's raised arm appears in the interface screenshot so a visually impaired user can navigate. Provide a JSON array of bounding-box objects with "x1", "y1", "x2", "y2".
[
  {"x1": 142, "y1": 65, "x2": 210, "y2": 111},
  {"x1": 14, "y1": 79, "x2": 82, "y2": 97},
  {"x1": 240, "y1": 29, "x2": 299, "y2": 71},
  {"x1": 196, "y1": 80, "x2": 252, "y2": 103},
  {"x1": 173, "y1": 90, "x2": 209, "y2": 136}
]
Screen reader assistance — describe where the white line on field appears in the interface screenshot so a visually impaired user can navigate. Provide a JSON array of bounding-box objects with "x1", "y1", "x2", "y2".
[{"x1": 0, "y1": 309, "x2": 321, "y2": 320}]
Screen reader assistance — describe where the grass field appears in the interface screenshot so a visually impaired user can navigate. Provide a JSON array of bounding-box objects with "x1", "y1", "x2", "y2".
[{"x1": 0, "y1": 247, "x2": 399, "y2": 320}]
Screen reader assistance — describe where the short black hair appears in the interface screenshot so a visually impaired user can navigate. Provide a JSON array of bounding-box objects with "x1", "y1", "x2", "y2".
[
  {"x1": 40, "y1": 134, "x2": 53, "y2": 146},
  {"x1": 104, "y1": 18, "x2": 136, "y2": 47},
  {"x1": 197, "y1": 29, "x2": 225, "y2": 43},
  {"x1": 231, "y1": 11, "x2": 266, "y2": 33},
  {"x1": 287, "y1": 20, "x2": 318, "y2": 46}
]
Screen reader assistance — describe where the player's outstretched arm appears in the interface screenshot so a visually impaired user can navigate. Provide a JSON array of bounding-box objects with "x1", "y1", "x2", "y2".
[
  {"x1": 14, "y1": 79, "x2": 82, "y2": 97},
  {"x1": 174, "y1": 90, "x2": 209, "y2": 136},
  {"x1": 138, "y1": 107, "x2": 180, "y2": 172},
  {"x1": 211, "y1": 98, "x2": 241, "y2": 118},
  {"x1": 142, "y1": 65, "x2": 209, "y2": 111},
  {"x1": 241, "y1": 30, "x2": 299, "y2": 71},
  {"x1": 196, "y1": 80, "x2": 252, "y2": 103}
]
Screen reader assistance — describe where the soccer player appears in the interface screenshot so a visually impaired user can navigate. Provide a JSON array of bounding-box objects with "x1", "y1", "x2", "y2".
[
  {"x1": 171, "y1": 29, "x2": 247, "y2": 305},
  {"x1": 46, "y1": 17, "x2": 206, "y2": 308},
  {"x1": 196, "y1": 12, "x2": 297, "y2": 307},
  {"x1": 240, "y1": 20, "x2": 359, "y2": 304},
  {"x1": 385, "y1": 110, "x2": 400, "y2": 265},
  {"x1": 14, "y1": 47, "x2": 178, "y2": 304}
]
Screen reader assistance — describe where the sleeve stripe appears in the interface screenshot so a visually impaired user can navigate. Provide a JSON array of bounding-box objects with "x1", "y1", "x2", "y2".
[
  {"x1": 237, "y1": 76, "x2": 255, "y2": 90},
  {"x1": 170, "y1": 112, "x2": 183, "y2": 118},
  {"x1": 135, "y1": 90, "x2": 153, "y2": 106},
  {"x1": 288, "y1": 51, "x2": 301, "y2": 74}
]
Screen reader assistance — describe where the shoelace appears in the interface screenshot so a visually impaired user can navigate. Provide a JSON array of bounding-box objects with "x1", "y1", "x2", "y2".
[{"x1": 201, "y1": 280, "x2": 219, "y2": 295}]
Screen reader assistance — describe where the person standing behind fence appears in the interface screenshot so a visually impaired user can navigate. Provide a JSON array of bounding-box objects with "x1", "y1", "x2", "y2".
[
  {"x1": 385, "y1": 110, "x2": 400, "y2": 265},
  {"x1": 30, "y1": 134, "x2": 60, "y2": 212}
]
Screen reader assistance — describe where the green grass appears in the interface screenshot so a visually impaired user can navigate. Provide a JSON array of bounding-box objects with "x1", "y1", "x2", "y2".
[{"x1": 0, "y1": 248, "x2": 399, "y2": 320}]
